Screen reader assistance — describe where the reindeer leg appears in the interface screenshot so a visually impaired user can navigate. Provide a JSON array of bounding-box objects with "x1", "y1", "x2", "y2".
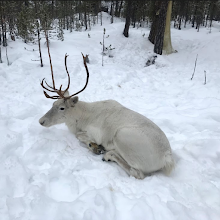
[
  {"x1": 76, "y1": 131, "x2": 105, "y2": 155},
  {"x1": 103, "y1": 150, "x2": 145, "y2": 179},
  {"x1": 76, "y1": 131, "x2": 91, "y2": 145}
]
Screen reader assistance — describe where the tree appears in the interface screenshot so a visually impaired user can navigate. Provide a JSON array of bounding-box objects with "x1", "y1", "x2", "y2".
[
  {"x1": 163, "y1": 1, "x2": 174, "y2": 54},
  {"x1": 110, "y1": 1, "x2": 114, "y2": 24},
  {"x1": 209, "y1": 0, "x2": 218, "y2": 29},
  {"x1": 148, "y1": 2, "x2": 160, "y2": 44},
  {"x1": 149, "y1": 1, "x2": 174, "y2": 55},
  {"x1": 123, "y1": 0, "x2": 133, "y2": 37},
  {"x1": 153, "y1": 1, "x2": 168, "y2": 55},
  {"x1": 57, "y1": 19, "x2": 64, "y2": 41},
  {"x1": 36, "y1": 19, "x2": 43, "y2": 67},
  {"x1": 0, "y1": 1, "x2": 7, "y2": 46},
  {"x1": 17, "y1": 1, "x2": 35, "y2": 43},
  {"x1": 0, "y1": 0, "x2": 220, "y2": 52}
]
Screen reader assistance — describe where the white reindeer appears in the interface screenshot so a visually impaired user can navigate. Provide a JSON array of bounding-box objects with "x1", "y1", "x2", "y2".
[{"x1": 39, "y1": 54, "x2": 174, "y2": 179}]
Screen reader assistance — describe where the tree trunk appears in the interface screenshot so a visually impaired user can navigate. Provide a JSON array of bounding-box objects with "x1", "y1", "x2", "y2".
[
  {"x1": 192, "y1": 1, "x2": 198, "y2": 28},
  {"x1": 184, "y1": 1, "x2": 189, "y2": 28},
  {"x1": 79, "y1": 1, "x2": 82, "y2": 21},
  {"x1": 178, "y1": 16, "x2": 182, "y2": 30},
  {"x1": 205, "y1": 2, "x2": 211, "y2": 27},
  {"x1": 1, "y1": 16, "x2": 7, "y2": 46},
  {"x1": 123, "y1": 0, "x2": 132, "y2": 37},
  {"x1": 0, "y1": 25, "x2": 1, "y2": 45},
  {"x1": 118, "y1": 0, "x2": 123, "y2": 17},
  {"x1": 110, "y1": 1, "x2": 114, "y2": 24},
  {"x1": 37, "y1": 21, "x2": 43, "y2": 67},
  {"x1": 84, "y1": 3, "x2": 87, "y2": 30},
  {"x1": 0, "y1": 2, "x2": 7, "y2": 47},
  {"x1": 115, "y1": 0, "x2": 119, "y2": 17},
  {"x1": 148, "y1": 2, "x2": 160, "y2": 44},
  {"x1": 163, "y1": 1, "x2": 174, "y2": 55},
  {"x1": 0, "y1": 46, "x2": 2, "y2": 63},
  {"x1": 100, "y1": 11, "x2": 102, "y2": 26},
  {"x1": 154, "y1": 1, "x2": 168, "y2": 55},
  {"x1": 132, "y1": 2, "x2": 137, "y2": 28},
  {"x1": 9, "y1": 17, "x2": 15, "y2": 41},
  {"x1": 209, "y1": 1, "x2": 217, "y2": 28}
]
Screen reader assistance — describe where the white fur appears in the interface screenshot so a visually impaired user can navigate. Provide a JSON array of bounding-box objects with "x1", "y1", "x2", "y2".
[{"x1": 39, "y1": 97, "x2": 175, "y2": 179}]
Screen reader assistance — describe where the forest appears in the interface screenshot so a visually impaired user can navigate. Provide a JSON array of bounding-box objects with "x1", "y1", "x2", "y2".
[{"x1": 1, "y1": 0, "x2": 220, "y2": 57}]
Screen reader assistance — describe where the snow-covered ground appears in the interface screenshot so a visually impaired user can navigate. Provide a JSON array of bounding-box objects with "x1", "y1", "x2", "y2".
[{"x1": 0, "y1": 13, "x2": 220, "y2": 220}]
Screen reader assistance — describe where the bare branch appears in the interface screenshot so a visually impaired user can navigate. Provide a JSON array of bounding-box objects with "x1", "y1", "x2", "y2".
[{"x1": 191, "y1": 54, "x2": 198, "y2": 80}]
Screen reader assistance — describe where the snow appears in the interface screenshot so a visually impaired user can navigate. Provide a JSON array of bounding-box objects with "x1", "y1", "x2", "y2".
[{"x1": 0, "y1": 13, "x2": 220, "y2": 220}]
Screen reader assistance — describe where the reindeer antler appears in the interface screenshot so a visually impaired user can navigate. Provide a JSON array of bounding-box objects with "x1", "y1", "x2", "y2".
[
  {"x1": 40, "y1": 53, "x2": 89, "y2": 100},
  {"x1": 41, "y1": 29, "x2": 89, "y2": 99},
  {"x1": 64, "y1": 53, "x2": 89, "y2": 98}
]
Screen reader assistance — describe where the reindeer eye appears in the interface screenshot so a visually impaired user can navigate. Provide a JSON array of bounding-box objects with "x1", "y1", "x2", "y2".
[{"x1": 60, "y1": 107, "x2": 65, "y2": 110}]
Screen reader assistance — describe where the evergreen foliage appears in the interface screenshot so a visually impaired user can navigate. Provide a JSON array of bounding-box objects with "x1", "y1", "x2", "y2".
[
  {"x1": 0, "y1": 1, "x2": 219, "y2": 52},
  {"x1": 17, "y1": 2, "x2": 35, "y2": 43}
]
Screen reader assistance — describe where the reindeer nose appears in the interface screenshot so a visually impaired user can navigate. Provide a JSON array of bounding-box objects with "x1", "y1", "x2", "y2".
[{"x1": 39, "y1": 118, "x2": 45, "y2": 126}]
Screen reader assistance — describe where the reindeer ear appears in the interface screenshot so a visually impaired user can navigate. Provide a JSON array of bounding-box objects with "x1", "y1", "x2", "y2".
[{"x1": 69, "y1": 96, "x2": 78, "y2": 107}]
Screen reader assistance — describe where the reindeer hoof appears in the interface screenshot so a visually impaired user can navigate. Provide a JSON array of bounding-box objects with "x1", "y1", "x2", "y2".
[
  {"x1": 89, "y1": 142, "x2": 106, "y2": 155},
  {"x1": 130, "y1": 168, "x2": 145, "y2": 179}
]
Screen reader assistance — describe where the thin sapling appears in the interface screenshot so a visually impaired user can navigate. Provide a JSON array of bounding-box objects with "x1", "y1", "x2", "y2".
[{"x1": 191, "y1": 54, "x2": 198, "y2": 80}]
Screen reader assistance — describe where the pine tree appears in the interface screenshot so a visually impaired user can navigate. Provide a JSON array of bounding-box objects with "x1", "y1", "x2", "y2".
[{"x1": 17, "y1": 1, "x2": 35, "y2": 43}]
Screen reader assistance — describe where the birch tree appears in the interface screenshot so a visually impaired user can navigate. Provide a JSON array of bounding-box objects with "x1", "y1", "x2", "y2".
[{"x1": 163, "y1": 1, "x2": 174, "y2": 54}]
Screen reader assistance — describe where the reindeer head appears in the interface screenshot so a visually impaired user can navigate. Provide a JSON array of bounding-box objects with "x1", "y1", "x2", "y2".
[{"x1": 39, "y1": 53, "x2": 89, "y2": 127}]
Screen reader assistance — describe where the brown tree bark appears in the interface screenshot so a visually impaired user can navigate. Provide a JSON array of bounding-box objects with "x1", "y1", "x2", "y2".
[
  {"x1": 148, "y1": 1, "x2": 161, "y2": 44},
  {"x1": 154, "y1": 1, "x2": 168, "y2": 55},
  {"x1": 123, "y1": 0, "x2": 132, "y2": 37}
]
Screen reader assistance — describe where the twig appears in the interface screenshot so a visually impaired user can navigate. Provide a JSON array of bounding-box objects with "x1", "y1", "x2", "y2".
[
  {"x1": 204, "y1": 70, "x2": 206, "y2": 85},
  {"x1": 191, "y1": 54, "x2": 198, "y2": 80}
]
